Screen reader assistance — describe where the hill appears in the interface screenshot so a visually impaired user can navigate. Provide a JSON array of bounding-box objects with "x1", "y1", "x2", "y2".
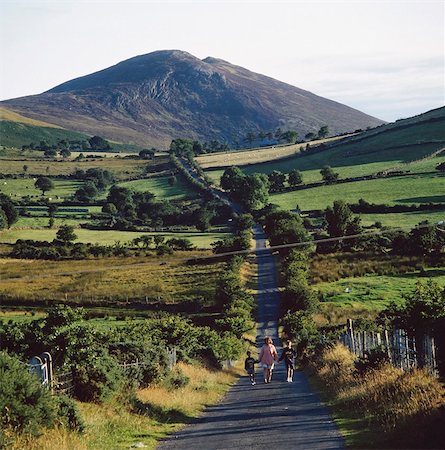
[
  {"x1": 0, "y1": 50, "x2": 384, "y2": 148},
  {"x1": 201, "y1": 107, "x2": 445, "y2": 228}
]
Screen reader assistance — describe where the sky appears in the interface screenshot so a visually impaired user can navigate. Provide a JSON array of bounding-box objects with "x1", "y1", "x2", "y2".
[{"x1": 0, "y1": 0, "x2": 443, "y2": 122}]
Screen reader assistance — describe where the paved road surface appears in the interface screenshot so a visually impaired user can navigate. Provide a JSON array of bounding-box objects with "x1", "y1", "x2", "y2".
[{"x1": 157, "y1": 227, "x2": 344, "y2": 450}]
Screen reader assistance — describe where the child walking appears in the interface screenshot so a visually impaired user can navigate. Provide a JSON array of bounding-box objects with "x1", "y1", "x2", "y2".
[
  {"x1": 258, "y1": 336, "x2": 278, "y2": 383},
  {"x1": 244, "y1": 351, "x2": 256, "y2": 385},
  {"x1": 279, "y1": 340, "x2": 297, "y2": 382}
]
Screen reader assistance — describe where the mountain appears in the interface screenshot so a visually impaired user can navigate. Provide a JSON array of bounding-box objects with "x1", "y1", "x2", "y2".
[{"x1": 1, "y1": 50, "x2": 384, "y2": 148}]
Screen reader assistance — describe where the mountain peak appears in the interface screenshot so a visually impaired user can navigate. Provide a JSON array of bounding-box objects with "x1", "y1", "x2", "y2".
[{"x1": 1, "y1": 50, "x2": 385, "y2": 148}]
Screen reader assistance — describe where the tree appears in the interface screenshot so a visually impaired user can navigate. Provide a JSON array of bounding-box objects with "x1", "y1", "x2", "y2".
[
  {"x1": 305, "y1": 132, "x2": 316, "y2": 141},
  {"x1": 106, "y1": 186, "x2": 135, "y2": 214},
  {"x1": 263, "y1": 210, "x2": 311, "y2": 249},
  {"x1": 139, "y1": 148, "x2": 155, "y2": 159},
  {"x1": 23, "y1": 164, "x2": 28, "y2": 175},
  {"x1": 60, "y1": 148, "x2": 71, "y2": 159},
  {"x1": 0, "y1": 209, "x2": 7, "y2": 230},
  {"x1": 239, "y1": 173, "x2": 270, "y2": 210},
  {"x1": 88, "y1": 135, "x2": 111, "y2": 150},
  {"x1": 280, "y1": 130, "x2": 298, "y2": 143},
  {"x1": 169, "y1": 139, "x2": 194, "y2": 158},
  {"x1": 47, "y1": 204, "x2": 58, "y2": 218},
  {"x1": 288, "y1": 169, "x2": 303, "y2": 186},
  {"x1": 318, "y1": 125, "x2": 329, "y2": 139},
  {"x1": 320, "y1": 165, "x2": 339, "y2": 184},
  {"x1": 268, "y1": 170, "x2": 287, "y2": 192},
  {"x1": 220, "y1": 166, "x2": 244, "y2": 192},
  {"x1": 56, "y1": 225, "x2": 77, "y2": 243},
  {"x1": 233, "y1": 214, "x2": 254, "y2": 233},
  {"x1": 74, "y1": 181, "x2": 99, "y2": 202},
  {"x1": 325, "y1": 200, "x2": 355, "y2": 237},
  {"x1": 44, "y1": 148, "x2": 57, "y2": 158},
  {"x1": 35, "y1": 177, "x2": 54, "y2": 195},
  {"x1": 0, "y1": 194, "x2": 18, "y2": 227},
  {"x1": 409, "y1": 222, "x2": 445, "y2": 255}
]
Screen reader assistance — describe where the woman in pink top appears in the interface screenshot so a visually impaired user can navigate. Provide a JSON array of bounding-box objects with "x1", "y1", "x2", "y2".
[{"x1": 258, "y1": 336, "x2": 278, "y2": 383}]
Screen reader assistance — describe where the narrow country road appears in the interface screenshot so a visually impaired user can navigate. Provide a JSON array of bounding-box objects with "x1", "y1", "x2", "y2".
[{"x1": 157, "y1": 226, "x2": 344, "y2": 450}]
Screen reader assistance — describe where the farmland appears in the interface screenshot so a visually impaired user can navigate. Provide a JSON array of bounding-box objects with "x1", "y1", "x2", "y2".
[
  {"x1": 196, "y1": 134, "x2": 353, "y2": 169},
  {"x1": 270, "y1": 172, "x2": 445, "y2": 209},
  {"x1": 0, "y1": 155, "x2": 156, "y2": 179},
  {"x1": 118, "y1": 176, "x2": 198, "y2": 200},
  {"x1": 0, "y1": 227, "x2": 229, "y2": 247},
  {"x1": 0, "y1": 252, "x2": 224, "y2": 306}
]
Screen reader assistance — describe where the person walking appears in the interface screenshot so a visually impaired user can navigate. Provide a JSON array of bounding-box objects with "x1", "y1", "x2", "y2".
[
  {"x1": 258, "y1": 336, "x2": 278, "y2": 383},
  {"x1": 244, "y1": 351, "x2": 256, "y2": 385},
  {"x1": 279, "y1": 340, "x2": 297, "y2": 382}
]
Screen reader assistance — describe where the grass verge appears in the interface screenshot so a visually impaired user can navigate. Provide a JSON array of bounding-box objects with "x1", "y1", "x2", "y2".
[{"x1": 306, "y1": 344, "x2": 445, "y2": 448}]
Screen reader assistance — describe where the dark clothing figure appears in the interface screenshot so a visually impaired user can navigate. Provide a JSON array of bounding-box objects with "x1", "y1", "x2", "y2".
[
  {"x1": 279, "y1": 347, "x2": 297, "y2": 370},
  {"x1": 279, "y1": 342, "x2": 297, "y2": 382},
  {"x1": 244, "y1": 354, "x2": 256, "y2": 385}
]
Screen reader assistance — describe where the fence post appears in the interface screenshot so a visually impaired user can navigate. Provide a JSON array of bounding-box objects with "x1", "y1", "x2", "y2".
[{"x1": 347, "y1": 319, "x2": 355, "y2": 354}]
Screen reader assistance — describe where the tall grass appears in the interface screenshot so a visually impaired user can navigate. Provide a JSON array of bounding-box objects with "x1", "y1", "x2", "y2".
[{"x1": 308, "y1": 344, "x2": 445, "y2": 448}]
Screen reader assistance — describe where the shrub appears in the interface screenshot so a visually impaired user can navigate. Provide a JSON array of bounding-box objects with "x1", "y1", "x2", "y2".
[
  {"x1": 354, "y1": 347, "x2": 390, "y2": 375},
  {"x1": 166, "y1": 367, "x2": 190, "y2": 390},
  {"x1": 71, "y1": 349, "x2": 123, "y2": 403},
  {"x1": 55, "y1": 395, "x2": 85, "y2": 432},
  {"x1": 0, "y1": 351, "x2": 57, "y2": 436}
]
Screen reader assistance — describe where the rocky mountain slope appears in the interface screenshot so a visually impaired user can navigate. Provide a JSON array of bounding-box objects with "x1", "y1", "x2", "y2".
[{"x1": 1, "y1": 50, "x2": 384, "y2": 148}]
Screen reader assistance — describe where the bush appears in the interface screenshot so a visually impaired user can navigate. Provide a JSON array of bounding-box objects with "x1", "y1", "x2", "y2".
[
  {"x1": 71, "y1": 349, "x2": 123, "y2": 403},
  {"x1": 354, "y1": 347, "x2": 390, "y2": 375},
  {"x1": 55, "y1": 395, "x2": 85, "y2": 432},
  {"x1": 0, "y1": 351, "x2": 57, "y2": 436},
  {"x1": 166, "y1": 367, "x2": 190, "y2": 390}
]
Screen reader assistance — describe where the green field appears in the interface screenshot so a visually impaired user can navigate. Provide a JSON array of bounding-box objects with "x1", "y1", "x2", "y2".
[
  {"x1": 0, "y1": 178, "x2": 83, "y2": 200},
  {"x1": 206, "y1": 143, "x2": 445, "y2": 185},
  {"x1": 0, "y1": 227, "x2": 229, "y2": 248},
  {"x1": 118, "y1": 176, "x2": 197, "y2": 200},
  {"x1": 0, "y1": 156, "x2": 154, "y2": 179},
  {"x1": 271, "y1": 172, "x2": 445, "y2": 209},
  {"x1": 314, "y1": 268, "x2": 445, "y2": 311}
]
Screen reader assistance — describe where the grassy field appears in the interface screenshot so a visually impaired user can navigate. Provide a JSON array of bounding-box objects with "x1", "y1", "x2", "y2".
[
  {"x1": 0, "y1": 107, "x2": 61, "y2": 128},
  {"x1": 205, "y1": 142, "x2": 445, "y2": 185},
  {"x1": 0, "y1": 157, "x2": 155, "y2": 180},
  {"x1": 358, "y1": 210, "x2": 445, "y2": 228},
  {"x1": 196, "y1": 135, "x2": 353, "y2": 169},
  {"x1": 0, "y1": 227, "x2": 229, "y2": 247},
  {"x1": 0, "y1": 178, "x2": 83, "y2": 201},
  {"x1": 0, "y1": 251, "x2": 225, "y2": 304},
  {"x1": 118, "y1": 176, "x2": 197, "y2": 200},
  {"x1": 271, "y1": 172, "x2": 445, "y2": 210},
  {"x1": 315, "y1": 267, "x2": 445, "y2": 310}
]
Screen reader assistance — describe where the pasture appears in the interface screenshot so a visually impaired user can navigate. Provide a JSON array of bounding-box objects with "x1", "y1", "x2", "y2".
[
  {"x1": 0, "y1": 227, "x2": 229, "y2": 247},
  {"x1": 0, "y1": 178, "x2": 82, "y2": 200},
  {"x1": 118, "y1": 175, "x2": 197, "y2": 200},
  {"x1": 271, "y1": 171, "x2": 445, "y2": 213},
  {"x1": 0, "y1": 157, "x2": 154, "y2": 180},
  {"x1": 205, "y1": 142, "x2": 445, "y2": 185},
  {"x1": 196, "y1": 134, "x2": 352, "y2": 169},
  {"x1": 314, "y1": 267, "x2": 445, "y2": 311},
  {"x1": 0, "y1": 252, "x2": 225, "y2": 305}
]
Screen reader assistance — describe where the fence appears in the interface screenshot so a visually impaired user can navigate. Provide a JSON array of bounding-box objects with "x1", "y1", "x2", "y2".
[
  {"x1": 339, "y1": 319, "x2": 438, "y2": 376},
  {"x1": 29, "y1": 347, "x2": 177, "y2": 395}
]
